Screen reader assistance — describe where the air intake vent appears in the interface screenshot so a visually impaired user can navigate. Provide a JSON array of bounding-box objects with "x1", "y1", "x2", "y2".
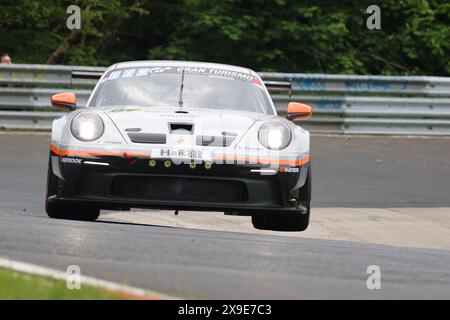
[
  {"x1": 196, "y1": 135, "x2": 235, "y2": 147},
  {"x1": 112, "y1": 176, "x2": 247, "y2": 203},
  {"x1": 128, "y1": 133, "x2": 166, "y2": 144},
  {"x1": 169, "y1": 123, "x2": 193, "y2": 134}
]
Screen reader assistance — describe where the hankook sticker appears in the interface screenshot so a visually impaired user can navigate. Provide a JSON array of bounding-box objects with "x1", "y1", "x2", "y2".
[{"x1": 62, "y1": 157, "x2": 82, "y2": 164}]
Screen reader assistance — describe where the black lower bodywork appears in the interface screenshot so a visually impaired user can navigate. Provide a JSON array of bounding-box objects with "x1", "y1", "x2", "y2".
[{"x1": 46, "y1": 152, "x2": 311, "y2": 230}]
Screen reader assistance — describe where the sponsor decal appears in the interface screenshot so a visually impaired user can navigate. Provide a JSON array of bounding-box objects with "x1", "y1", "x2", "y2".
[
  {"x1": 161, "y1": 113, "x2": 198, "y2": 119},
  {"x1": 176, "y1": 67, "x2": 254, "y2": 81},
  {"x1": 104, "y1": 66, "x2": 260, "y2": 83},
  {"x1": 166, "y1": 149, "x2": 200, "y2": 159},
  {"x1": 121, "y1": 69, "x2": 136, "y2": 78},
  {"x1": 111, "y1": 106, "x2": 141, "y2": 113},
  {"x1": 152, "y1": 148, "x2": 213, "y2": 161},
  {"x1": 62, "y1": 157, "x2": 82, "y2": 164},
  {"x1": 251, "y1": 78, "x2": 263, "y2": 87},
  {"x1": 107, "y1": 70, "x2": 122, "y2": 80},
  {"x1": 278, "y1": 167, "x2": 299, "y2": 173},
  {"x1": 149, "y1": 67, "x2": 172, "y2": 74}
]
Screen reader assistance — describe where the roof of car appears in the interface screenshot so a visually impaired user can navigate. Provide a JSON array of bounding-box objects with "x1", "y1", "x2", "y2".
[{"x1": 111, "y1": 60, "x2": 257, "y2": 76}]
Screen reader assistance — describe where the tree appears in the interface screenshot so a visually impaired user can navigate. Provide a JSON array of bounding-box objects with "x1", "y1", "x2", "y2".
[{"x1": 0, "y1": 0, "x2": 448, "y2": 75}]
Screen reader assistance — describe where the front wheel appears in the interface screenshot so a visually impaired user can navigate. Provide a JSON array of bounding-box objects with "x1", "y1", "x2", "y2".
[
  {"x1": 46, "y1": 201, "x2": 100, "y2": 221},
  {"x1": 252, "y1": 165, "x2": 311, "y2": 231},
  {"x1": 45, "y1": 153, "x2": 100, "y2": 221}
]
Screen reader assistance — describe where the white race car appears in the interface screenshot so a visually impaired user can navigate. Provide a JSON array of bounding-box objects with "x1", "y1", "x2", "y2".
[{"x1": 46, "y1": 61, "x2": 312, "y2": 231}]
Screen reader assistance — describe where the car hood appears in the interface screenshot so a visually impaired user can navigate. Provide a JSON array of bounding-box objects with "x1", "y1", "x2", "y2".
[{"x1": 99, "y1": 106, "x2": 272, "y2": 147}]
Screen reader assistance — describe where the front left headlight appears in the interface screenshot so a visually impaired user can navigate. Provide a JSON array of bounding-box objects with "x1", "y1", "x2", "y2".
[
  {"x1": 70, "y1": 112, "x2": 104, "y2": 142},
  {"x1": 258, "y1": 120, "x2": 292, "y2": 150}
]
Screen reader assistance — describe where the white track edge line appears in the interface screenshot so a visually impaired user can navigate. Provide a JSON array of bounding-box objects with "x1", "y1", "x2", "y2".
[{"x1": 0, "y1": 256, "x2": 178, "y2": 300}]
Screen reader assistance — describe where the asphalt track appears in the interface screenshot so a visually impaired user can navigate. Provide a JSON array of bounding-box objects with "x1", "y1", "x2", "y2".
[{"x1": 0, "y1": 133, "x2": 449, "y2": 299}]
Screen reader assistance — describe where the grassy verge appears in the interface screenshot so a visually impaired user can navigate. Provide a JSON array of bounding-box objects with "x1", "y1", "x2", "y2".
[{"x1": 0, "y1": 268, "x2": 124, "y2": 300}]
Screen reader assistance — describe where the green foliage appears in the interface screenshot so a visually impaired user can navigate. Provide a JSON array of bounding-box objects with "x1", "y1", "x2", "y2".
[
  {"x1": 0, "y1": 268, "x2": 122, "y2": 300},
  {"x1": 0, "y1": 0, "x2": 448, "y2": 75}
]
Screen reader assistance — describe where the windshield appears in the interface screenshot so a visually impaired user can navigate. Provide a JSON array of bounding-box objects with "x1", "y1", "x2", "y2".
[{"x1": 89, "y1": 66, "x2": 273, "y2": 114}]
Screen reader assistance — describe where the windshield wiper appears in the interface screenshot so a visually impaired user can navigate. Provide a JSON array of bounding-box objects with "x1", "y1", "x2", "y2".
[{"x1": 178, "y1": 69, "x2": 185, "y2": 111}]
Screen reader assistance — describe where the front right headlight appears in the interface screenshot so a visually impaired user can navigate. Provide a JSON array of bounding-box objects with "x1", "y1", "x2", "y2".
[
  {"x1": 258, "y1": 120, "x2": 292, "y2": 150},
  {"x1": 70, "y1": 112, "x2": 104, "y2": 142}
]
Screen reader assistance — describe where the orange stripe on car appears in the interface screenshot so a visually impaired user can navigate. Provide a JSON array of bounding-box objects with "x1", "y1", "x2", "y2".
[
  {"x1": 302, "y1": 155, "x2": 311, "y2": 165},
  {"x1": 50, "y1": 144, "x2": 311, "y2": 166},
  {"x1": 213, "y1": 155, "x2": 310, "y2": 166},
  {"x1": 50, "y1": 144, "x2": 149, "y2": 158}
]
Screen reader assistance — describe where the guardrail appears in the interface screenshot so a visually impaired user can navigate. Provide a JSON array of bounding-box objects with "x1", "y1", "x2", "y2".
[{"x1": 1, "y1": 64, "x2": 450, "y2": 135}]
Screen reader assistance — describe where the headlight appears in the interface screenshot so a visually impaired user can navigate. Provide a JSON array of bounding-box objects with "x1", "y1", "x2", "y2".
[
  {"x1": 258, "y1": 120, "x2": 292, "y2": 150},
  {"x1": 70, "y1": 112, "x2": 104, "y2": 142}
]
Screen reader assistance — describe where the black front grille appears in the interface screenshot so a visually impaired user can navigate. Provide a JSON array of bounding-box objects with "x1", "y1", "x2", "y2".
[{"x1": 111, "y1": 176, "x2": 247, "y2": 203}]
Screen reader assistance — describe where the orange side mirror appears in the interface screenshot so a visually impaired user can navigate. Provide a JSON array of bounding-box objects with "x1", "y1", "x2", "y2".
[
  {"x1": 51, "y1": 92, "x2": 77, "y2": 111},
  {"x1": 287, "y1": 102, "x2": 313, "y2": 120}
]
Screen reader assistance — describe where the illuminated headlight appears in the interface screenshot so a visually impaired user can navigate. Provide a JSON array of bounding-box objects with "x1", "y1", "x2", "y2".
[
  {"x1": 70, "y1": 112, "x2": 104, "y2": 142},
  {"x1": 258, "y1": 120, "x2": 292, "y2": 150}
]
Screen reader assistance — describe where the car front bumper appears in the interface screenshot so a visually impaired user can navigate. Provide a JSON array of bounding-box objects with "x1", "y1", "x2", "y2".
[{"x1": 49, "y1": 151, "x2": 310, "y2": 215}]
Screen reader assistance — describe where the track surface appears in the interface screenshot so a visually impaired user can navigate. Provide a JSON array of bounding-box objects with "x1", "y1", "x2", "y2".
[{"x1": 0, "y1": 133, "x2": 449, "y2": 299}]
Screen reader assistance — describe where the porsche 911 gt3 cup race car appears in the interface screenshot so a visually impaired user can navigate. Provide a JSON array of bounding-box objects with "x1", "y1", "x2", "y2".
[{"x1": 46, "y1": 61, "x2": 312, "y2": 231}]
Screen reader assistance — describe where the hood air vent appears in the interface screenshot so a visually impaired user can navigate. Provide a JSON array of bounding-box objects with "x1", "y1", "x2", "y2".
[{"x1": 169, "y1": 123, "x2": 193, "y2": 134}]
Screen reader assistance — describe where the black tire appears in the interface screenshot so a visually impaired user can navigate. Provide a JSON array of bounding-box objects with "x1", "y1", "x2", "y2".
[
  {"x1": 45, "y1": 154, "x2": 100, "y2": 221},
  {"x1": 46, "y1": 201, "x2": 100, "y2": 221},
  {"x1": 252, "y1": 211, "x2": 309, "y2": 231},
  {"x1": 252, "y1": 166, "x2": 311, "y2": 232}
]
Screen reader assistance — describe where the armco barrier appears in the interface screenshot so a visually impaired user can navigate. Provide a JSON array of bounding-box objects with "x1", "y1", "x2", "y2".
[{"x1": 1, "y1": 64, "x2": 450, "y2": 135}]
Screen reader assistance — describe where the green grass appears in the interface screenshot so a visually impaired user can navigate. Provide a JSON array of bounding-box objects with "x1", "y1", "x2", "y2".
[{"x1": 0, "y1": 268, "x2": 124, "y2": 300}]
